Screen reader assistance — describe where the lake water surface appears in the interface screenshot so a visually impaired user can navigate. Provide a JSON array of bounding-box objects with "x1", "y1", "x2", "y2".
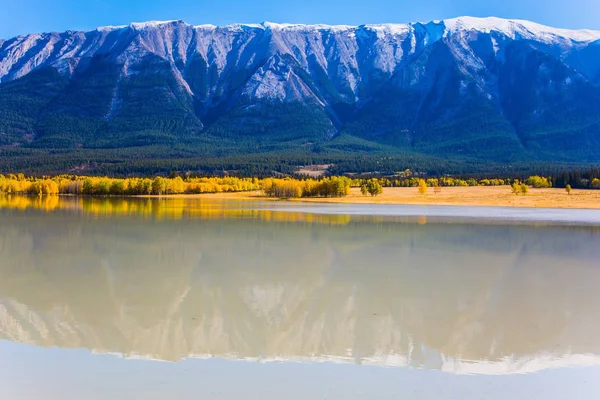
[{"x1": 1, "y1": 196, "x2": 600, "y2": 399}]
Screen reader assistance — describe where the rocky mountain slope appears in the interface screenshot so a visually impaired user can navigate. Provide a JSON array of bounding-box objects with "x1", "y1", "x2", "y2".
[{"x1": 1, "y1": 17, "x2": 600, "y2": 167}]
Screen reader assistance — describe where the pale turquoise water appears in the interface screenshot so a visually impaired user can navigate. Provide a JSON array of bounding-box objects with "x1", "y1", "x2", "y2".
[{"x1": 1, "y1": 197, "x2": 599, "y2": 399}]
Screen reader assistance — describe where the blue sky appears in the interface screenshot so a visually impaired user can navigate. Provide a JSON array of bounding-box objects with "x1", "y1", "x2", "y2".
[{"x1": 1, "y1": 0, "x2": 599, "y2": 38}]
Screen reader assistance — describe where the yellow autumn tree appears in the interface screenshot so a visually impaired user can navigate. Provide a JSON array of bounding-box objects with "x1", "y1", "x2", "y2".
[{"x1": 418, "y1": 179, "x2": 427, "y2": 195}]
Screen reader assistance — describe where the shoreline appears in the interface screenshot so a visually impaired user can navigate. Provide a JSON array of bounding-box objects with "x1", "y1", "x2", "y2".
[
  {"x1": 132, "y1": 186, "x2": 600, "y2": 210},
  {"x1": 4, "y1": 186, "x2": 599, "y2": 210}
]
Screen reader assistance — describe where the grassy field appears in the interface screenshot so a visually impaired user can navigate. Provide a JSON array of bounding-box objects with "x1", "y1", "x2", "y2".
[{"x1": 173, "y1": 186, "x2": 600, "y2": 209}]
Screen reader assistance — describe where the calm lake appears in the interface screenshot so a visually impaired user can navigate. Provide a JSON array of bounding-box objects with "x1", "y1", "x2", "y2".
[{"x1": 1, "y1": 195, "x2": 600, "y2": 399}]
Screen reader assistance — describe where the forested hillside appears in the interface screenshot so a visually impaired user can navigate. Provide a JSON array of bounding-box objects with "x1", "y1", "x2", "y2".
[{"x1": 1, "y1": 17, "x2": 600, "y2": 174}]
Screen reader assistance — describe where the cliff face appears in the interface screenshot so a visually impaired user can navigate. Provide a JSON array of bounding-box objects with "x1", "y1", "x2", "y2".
[{"x1": 1, "y1": 17, "x2": 600, "y2": 162}]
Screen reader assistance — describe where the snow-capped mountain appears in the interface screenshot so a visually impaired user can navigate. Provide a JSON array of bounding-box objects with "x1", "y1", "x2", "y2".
[{"x1": 1, "y1": 17, "x2": 600, "y2": 162}]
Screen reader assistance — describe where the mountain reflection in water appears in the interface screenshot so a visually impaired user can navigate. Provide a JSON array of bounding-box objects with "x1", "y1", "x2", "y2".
[{"x1": 0, "y1": 196, "x2": 599, "y2": 375}]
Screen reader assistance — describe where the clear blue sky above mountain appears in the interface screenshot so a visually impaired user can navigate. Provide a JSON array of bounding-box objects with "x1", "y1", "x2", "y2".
[{"x1": 2, "y1": 0, "x2": 599, "y2": 38}]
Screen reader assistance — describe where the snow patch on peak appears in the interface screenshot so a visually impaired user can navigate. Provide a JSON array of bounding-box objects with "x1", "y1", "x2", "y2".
[
  {"x1": 193, "y1": 24, "x2": 217, "y2": 30},
  {"x1": 220, "y1": 23, "x2": 265, "y2": 32},
  {"x1": 97, "y1": 20, "x2": 186, "y2": 32},
  {"x1": 261, "y1": 22, "x2": 354, "y2": 32},
  {"x1": 129, "y1": 20, "x2": 185, "y2": 30},
  {"x1": 443, "y1": 16, "x2": 600, "y2": 43},
  {"x1": 444, "y1": 16, "x2": 516, "y2": 34},
  {"x1": 96, "y1": 25, "x2": 128, "y2": 32},
  {"x1": 363, "y1": 24, "x2": 411, "y2": 36}
]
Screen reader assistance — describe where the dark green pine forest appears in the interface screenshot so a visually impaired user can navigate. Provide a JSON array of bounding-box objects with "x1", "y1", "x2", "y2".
[{"x1": 0, "y1": 62, "x2": 597, "y2": 177}]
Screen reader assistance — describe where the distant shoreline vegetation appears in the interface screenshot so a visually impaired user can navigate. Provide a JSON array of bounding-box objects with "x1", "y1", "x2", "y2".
[
  {"x1": 1, "y1": 171, "x2": 599, "y2": 199},
  {"x1": 0, "y1": 174, "x2": 356, "y2": 198}
]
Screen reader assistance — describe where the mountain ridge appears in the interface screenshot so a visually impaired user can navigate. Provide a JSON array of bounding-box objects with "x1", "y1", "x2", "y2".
[
  {"x1": 1, "y1": 16, "x2": 600, "y2": 174},
  {"x1": 8, "y1": 17, "x2": 599, "y2": 39}
]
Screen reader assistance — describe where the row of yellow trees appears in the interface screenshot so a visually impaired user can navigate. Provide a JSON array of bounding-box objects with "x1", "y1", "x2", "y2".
[
  {"x1": 380, "y1": 177, "x2": 510, "y2": 187},
  {"x1": 262, "y1": 177, "x2": 353, "y2": 198},
  {"x1": 412, "y1": 176, "x2": 556, "y2": 195},
  {"x1": 0, "y1": 175, "x2": 262, "y2": 196},
  {"x1": 0, "y1": 174, "x2": 359, "y2": 198},
  {"x1": 0, "y1": 173, "x2": 565, "y2": 198}
]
